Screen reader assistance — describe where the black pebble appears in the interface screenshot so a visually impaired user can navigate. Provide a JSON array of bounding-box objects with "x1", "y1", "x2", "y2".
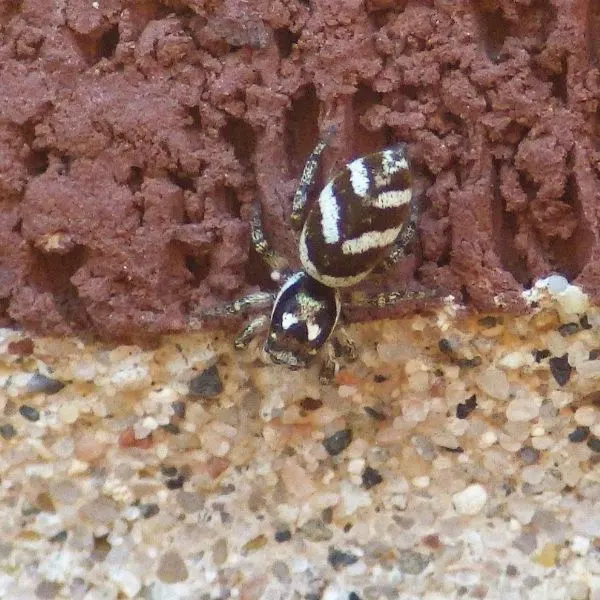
[
  {"x1": 49, "y1": 530, "x2": 68, "y2": 543},
  {"x1": 558, "y1": 322, "x2": 579, "y2": 337},
  {"x1": 140, "y1": 503, "x2": 160, "y2": 519},
  {"x1": 456, "y1": 356, "x2": 482, "y2": 369},
  {"x1": 549, "y1": 354, "x2": 572, "y2": 386},
  {"x1": 580, "y1": 315, "x2": 592, "y2": 330},
  {"x1": 518, "y1": 446, "x2": 539, "y2": 464},
  {"x1": 165, "y1": 474, "x2": 186, "y2": 490},
  {"x1": 0, "y1": 423, "x2": 16, "y2": 439},
  {"x1": 587, "y1": 436, "x2": 600, "y2": 453},
  {"x1": 438, "y1": 338, "x2": 454, "y2": 354},
  {"x1": 323, "y1": 429, "x2": 353, "y2": 456},
  {"x1": 300, "y1": 397, "x2": 323, "y2": 411},
  {"x1": 373, "y1": 374, "x2": 388, "y2": 383},
  {"x1": 364, "y1": 406, "x2": 386, "y2": 421},
  {"x1": 328, "y1": 547, "x2": 359, "y2": 569},
  {"x1": 362, "y1": 466, "x2": 383, "y2": 489},
  {"x1": 533, "y1": 349, "x2": 551, "y2": 363},
  {"x1": 19, "y1": 405, "x2": 40, "y2": 422},
  {"x1": 589, "y1": 349, "x2": 600, "y2": 360},
  {"x1": 348, "y1": 594, "x2": 362, "y2": 600},
  {"x1": 171, "y1": 401, "x2": 186, "y2": 419},
  {"x1": 26, "y1": 372, "x2": 65, "y2": 395},
  {"x1": 274, "y1": 529, "x2": 291, "y2": 543},
  {"x1": 568, "y1": 426, "x2": 590, "y2": 443},
  {"x1": 161, "y1": 423, "x2": 180, "y2": 435},
  {"x1": 189, "y1": 365, "x2": 223, "y2": 398},
  {"x1": 478, "y1": 316, "x2": 499, "y2": 328},
  {"x1": 456, "y1": 395, "x2": 477, "y2": 419}
]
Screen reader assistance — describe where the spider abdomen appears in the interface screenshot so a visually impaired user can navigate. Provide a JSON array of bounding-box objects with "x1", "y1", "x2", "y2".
[{"x1": 299, "y1": 146, "x2": 412, "y2": 288}]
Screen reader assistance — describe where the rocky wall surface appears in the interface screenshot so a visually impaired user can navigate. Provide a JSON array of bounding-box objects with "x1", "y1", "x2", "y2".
[{"x1": 0, "y1": 0, "x2": 599, "y2": 340}]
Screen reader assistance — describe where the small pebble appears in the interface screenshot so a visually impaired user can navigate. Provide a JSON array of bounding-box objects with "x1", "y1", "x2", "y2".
[
  {"x1": 476, "y1": 367, "x2": 509, "y2": 399},
  {"x1": 362, "y1": 466, "x2": 383, "y2": 489},
  {"x1": 188, "y1": 365, "x2": 223, "y2": 398},
  {"x1": 558, "y1": 322, "x2": 579, "y2": 336},
  {"x1": 397, "y1": 550, "x2": 431, "y2": 575},
  {"x1": 323, "y1": 429, "x2": 353, "y2": 456},
  {"x1": 364, "y1": 406, "x2": 386, "y2": 421},
  {"x1": 533, "y1": 542, "x2": 557, "y2": 567},
  {"x1": 274, "y1": 529, "x2": 291, "y2": 543},
  {"x1": 549, "y1": 354, "x2": 572, "y2": 386},
  {"x1": 456, "y1": 395, "x2": 477, "y2": 419},
  {"x1": 0, "y1": 423, "x2": 17, "y2": 439},
  {"x1": 478, "y1": 315, "x2": 499, "y2": 328},
  {"x1": 157, "y1": 550, "x2": 188, "y2": 583},
  {"x1": 26, "y1": 372, "x2": 65, "y2": 395},
  {"x1": 171, "y1": 401, "x2": 186, "y2": 418},
  {"x1": 328, "y1": 547, "x2": 359, "y2": 569},
  {"x1": 140, "y1": 503, "x2": 160, "y2": 519},
  {"x1": 587, "y1": 436, "x2": 600, "y2": 452},
  {"x1": 545, "y1": 274, "x2": 569, "y2": 294},
  {"x1": 49, "y1": 530, "x2": 68, "y2": 543},
  {"x1": 506, "y1": 398, "x2": 539, "y2": 422},
  {"x1": 533, "y1": 349, "x2": 551, "y2": 362},
  {"x1": 580, "y1": 314, "x2": 592, "y2": 330},
  {"x1": 348, "y1": 593, "x2": 362, "y2": 600},
  {"x1": 165, "y1": 474, "x2": 186, "y2": 490},
  {"x1": 518, "y1": 447, "x2": 540, "y2": 464},
  {"x1": 574, "y1": 406, "x2": 596, "y2": 426},
  {"x1": 19, "y1": 405, "x2": 40, "y2": 422},
  {"x1": 300, "y1": 397, "x2": 323, "y2": 411},
  {"x1": 457, "y1": 356, "x2": 482, "y2": 369},
  {"x1": 452, "y1": 484, "x2": 488, "y2": 515},
  {"x1": 300, "y1": 519, "x2": 333, "y2": 542},
  {"x1": 438, "y1": 338, "x2": 455, "y2": 354},
  {"x1": 568, "y1": 426, "x2": 589, "y2": 443}
]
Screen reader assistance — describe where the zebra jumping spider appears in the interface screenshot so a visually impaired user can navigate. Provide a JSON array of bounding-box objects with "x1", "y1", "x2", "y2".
[{"x1": 192, "y1": 130, "x2": 431, "y2": 381}]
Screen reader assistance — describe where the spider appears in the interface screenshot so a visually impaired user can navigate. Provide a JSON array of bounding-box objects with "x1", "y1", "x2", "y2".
[{"x1": 191, "y1": 129, "x2": 431, "y2": 381}]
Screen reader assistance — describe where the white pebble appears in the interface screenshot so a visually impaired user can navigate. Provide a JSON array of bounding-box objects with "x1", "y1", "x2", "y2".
[
  {"x1": 521, "y1": 465, "x2": 545, "y2": 485},
  {"x1": 571, "y1": 535, "x2": 590, "y2": 555},
  {"x1": 576, "y1": 360, "x2": 600, "y2": 379},
  {"x1": 544, "y1": 274, "x2": 569, "y2": 294},
  {"x1": 110, "y1": 568, "x2": 141, "y2": 598},
  {"x1": 557, "y1": 285, "x2": 588, "y2": 317},
  {"x1": 572, "y1": 507, "x2": 600, "y2": 536},
  {"x1": 499, "y1": 351, "x2": 532, "y2": 370},
  {"x1": 452, "y1": 484, "x2": 488, "y2": 515},
  {"x1": 506, "y1": 397, "x2": 539, "y2": 422},
  {"x1": 476, "y1": 367, "x2": 509, "y2": 400},
  {"x1": 412, "y1": 476, "x2": 430, "y2": 488},
  {"x1": 574, "y1": 406, "x2": 597, "y2": 426},
  {"x1": 478, "y1": 430, "x2": 497, "y2": 448}
]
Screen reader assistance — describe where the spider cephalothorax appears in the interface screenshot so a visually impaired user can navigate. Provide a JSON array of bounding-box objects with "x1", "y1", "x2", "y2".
[
  {"x1": 191, "y1": 131, "x2": 431, "y2": 381},
  {"x1": 266, "y1": 272, "x2": 340, "y2": 369}
]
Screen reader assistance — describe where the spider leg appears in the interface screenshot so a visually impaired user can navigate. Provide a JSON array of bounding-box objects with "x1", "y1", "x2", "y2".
[
  {"x1": 333, "y1": 326, "x2": 358, "y2": 362},
  {"x1": 234, "y1": 314, "x2": 270, "y2": 350},
  {"x1": 188, "y1": 291, "x2": 275, "y2": 328},
  {"x1": 344, "y1": 288, "x2": 436, "y2": 311},
  {"x1": 250, "y1": 200, "x2": 289, "y2": 279},
  {"x1": 319, "y1": 340, "x2": 339, "y2": 384},
  {"x1": 378, "y1": 199, "x2": 421, "y2": 270},
  {"x1": 291, "y1": 126, "x2": 336, "y2": 231}
]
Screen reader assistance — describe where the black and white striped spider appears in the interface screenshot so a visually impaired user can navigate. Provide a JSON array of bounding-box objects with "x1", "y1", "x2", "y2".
[{"x1": 192, "y1": 130, "x2": 430, "y2": 381}]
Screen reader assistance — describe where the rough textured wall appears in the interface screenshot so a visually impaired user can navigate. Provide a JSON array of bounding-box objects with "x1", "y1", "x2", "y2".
[{"x1": 0, "y1": 0, "x2": 599, "y2": 340}]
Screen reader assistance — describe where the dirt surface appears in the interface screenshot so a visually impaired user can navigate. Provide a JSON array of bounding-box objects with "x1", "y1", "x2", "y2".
[{"x1": 0, "y1": 0, "x2": 599, "y2": 340}]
